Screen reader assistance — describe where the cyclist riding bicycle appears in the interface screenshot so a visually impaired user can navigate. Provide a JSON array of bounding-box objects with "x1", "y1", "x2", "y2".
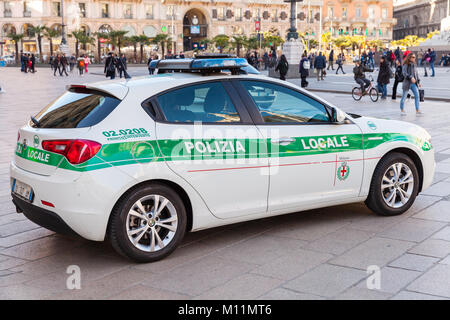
[{"x1": 353, "y1": 57, "x2": 374, "y2": 95}]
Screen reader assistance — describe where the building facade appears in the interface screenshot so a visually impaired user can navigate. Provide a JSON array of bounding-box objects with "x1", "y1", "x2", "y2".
[
  {"x1": 393, "y1": 0, "x2": 449, "y2": 40},
  {"x1": 0, "y1": 0, "x2": 396, "y2": 59},
  {"x1": 321, "y1": 0, "x2": 396, "y2": 40}
]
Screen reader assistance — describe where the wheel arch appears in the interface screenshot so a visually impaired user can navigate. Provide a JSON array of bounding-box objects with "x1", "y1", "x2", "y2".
[
  {"x1": 379, "y1": 147, "x2": 424, "y2": 192},
  {"x1": 107, "y1": 179, "x2": 194, "y2": 235}
]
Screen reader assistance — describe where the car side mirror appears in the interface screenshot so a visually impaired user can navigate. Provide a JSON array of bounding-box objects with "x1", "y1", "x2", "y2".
[{"x1": 332, "y1": 107, "x2": 346, "y2": 124}]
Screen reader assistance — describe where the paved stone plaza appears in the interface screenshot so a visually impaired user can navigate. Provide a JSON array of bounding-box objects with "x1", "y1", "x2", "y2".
[{"x1": 1, "y1": 66, "x2": 450, "y2": 300}]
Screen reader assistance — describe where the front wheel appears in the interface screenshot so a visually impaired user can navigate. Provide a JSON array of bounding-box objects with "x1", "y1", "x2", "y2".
[
  {"x1": 369, "y1": 87, "x2": 379, "y2": 102},
  {"x1": 352, "y1": 87, "x2": 362, "y2": 101},
  {"x1": 365, "y1": 152, "x2": 419, "y2": 216},
  {"x1": 109, "y1": 183, "x2": 187, "y2": 262}
]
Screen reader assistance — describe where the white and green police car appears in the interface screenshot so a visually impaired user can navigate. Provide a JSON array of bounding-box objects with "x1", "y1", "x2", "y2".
[{"x1": 10, "y1": 56, "x2": 435, "y2": 262}]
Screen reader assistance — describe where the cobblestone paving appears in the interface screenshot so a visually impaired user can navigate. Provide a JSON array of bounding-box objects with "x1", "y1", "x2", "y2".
[{"x1": 0, "y1": 66, "x2": 450, "y2": 299}]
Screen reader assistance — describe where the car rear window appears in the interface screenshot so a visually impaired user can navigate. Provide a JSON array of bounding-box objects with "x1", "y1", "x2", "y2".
[{"x1": 31, "y1": 88, "x2": 121, "y2": 128}]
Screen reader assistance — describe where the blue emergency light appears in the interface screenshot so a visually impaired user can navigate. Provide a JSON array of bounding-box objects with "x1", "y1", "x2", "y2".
[{"x1": 149, "y1": 54, "x2": 253, "y2": 75}]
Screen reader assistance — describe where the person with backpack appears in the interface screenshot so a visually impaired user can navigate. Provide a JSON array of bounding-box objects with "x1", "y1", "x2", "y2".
[
  {"x1": 77, "y1": 55, "x2": 85, "y2": 76},
  {"x1": 299, "y1": 53, "x2": 310, "y2": 88},
  {"x1": 336, "y1": 53, "x2": 345, "y2": 74},
  {"x1": 376, "y1": 56, "x2": 390, "y2": 99},
  {"x1": 392, "y1": 59, "x2": 404, "y2": 100},
  {"x1": 275, "y1": 54, "x2": 289, "y2": 80}
]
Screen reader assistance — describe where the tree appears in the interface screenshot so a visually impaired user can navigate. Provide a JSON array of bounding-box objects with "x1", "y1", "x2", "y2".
[
  {"x1": 263, "y1": 34, "x2": 284, "y2": 50},
  {"x1": 108, "y1": 30, "x2": 128, "y2": 54},
  {"x1": 44, "y1": 27, "x2": 61, "y2": 57},
  {"x1": 69, "y1": 30, "x2": 86, "y2": 58},
  {"x1": 348, "y1": 35, "x2": 366, "y2": 55},
  {"x1": 7, "y1": 33, "x2": 24, "y2": 63},
  {"x1": 151, "y1": 33, "x2": 169, "y2": 57},
  {"x1": 30, "y1": 25, "x2": 46, "y2": 62},
  {"x1": 128, "y1": 35, "x2": 139, "y2": 62},
  {"x1": 320, "y1": 31, "x2": 333, "y2": 50},
  {"x1": 231, "y1": 35, "x2": 247, "y2": 57},
  {"x1": 213, "y1": 34, "x2": 229, "y2": 53},
  {"x1": 367, "y1": 39, "x2": 384, "y2": 51},
  {"x1": 137, "y1": 34, "x2": 150, "y2": 63},
  {"x1": 333, "y1": 36, "x2": 350, "y2": 54}
]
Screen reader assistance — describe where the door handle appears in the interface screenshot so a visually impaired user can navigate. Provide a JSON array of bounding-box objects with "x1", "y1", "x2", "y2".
[{"x1": 272, "y1": 138, "x2": 295, "y2": 146}]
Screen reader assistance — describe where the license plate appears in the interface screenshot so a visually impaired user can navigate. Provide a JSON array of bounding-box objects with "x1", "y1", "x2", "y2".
[{"x1": 11, "y1": 179, "x2": 34, "y2": 202}]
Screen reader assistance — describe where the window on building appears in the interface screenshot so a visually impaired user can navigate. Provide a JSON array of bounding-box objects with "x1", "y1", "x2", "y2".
[
  {"x1": 342, "y1": 7, "x2": 347, "y2": 19},
  {"x1": 271, "y1": 9, "x2": 278, "y2": 22},
  {"x1": 328, "y1": 7, "x2": 334, "y2": 18},
  {"x1": 217, "y1": 7, "x2": 225, "y2": 20},
  {"x1": 79, "y1": 3, "x2": 86, "y2": 18},
  {"x1": 4, "y1": 2, "x2": 12, "y2": 17},
  {"x1": 167, "y1": 5, "x2": 175, "y2": 19},
  {"x1": 23, "y1": 1, "x2": 31, "y2": 16},
  {"x1": 124, "y1": 4, "x2": 132, "y2": 19},
  {"x1": 52, "y1": 2, "x2": 61, "y2": 17},
  {"x1": 355, "y1": 7, "x2": 361, "y2": 18},
  {"x1": 253, "y1": 8, "x2": 261, "y2": 20},
  {"x1": 368, "y1": 7, "x2": 375, "y2": 19},
  {"x1": 382, "y1": 8, "x2": 388, "y2": 19},
  {"x1": 101, "y1": 3, "x2": 109, "y2": 18},
  {"x1": 235, "y1": 8, "x2": 242, "y2": 21},
  {"x1": 146, "y1": 5, "x2": 153, "y2": 19}
]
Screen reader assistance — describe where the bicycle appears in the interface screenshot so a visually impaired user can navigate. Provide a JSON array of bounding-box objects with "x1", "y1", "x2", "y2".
[{"x1": 352, "y1": 74, "x2": 379, "y2": 102}]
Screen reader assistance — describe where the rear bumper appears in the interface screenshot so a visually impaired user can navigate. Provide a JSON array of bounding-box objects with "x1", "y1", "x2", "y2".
[{"x1": 12, "y1": 194, "x2": 79, "y2": 237}]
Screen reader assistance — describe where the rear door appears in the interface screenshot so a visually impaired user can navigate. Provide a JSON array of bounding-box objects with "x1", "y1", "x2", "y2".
[
  {"x1": 235, "y1": 79, "x2": 364, "y2": 214},
  {"x1": 152, "y1": 80, "x2": 269, "y2": 219}
]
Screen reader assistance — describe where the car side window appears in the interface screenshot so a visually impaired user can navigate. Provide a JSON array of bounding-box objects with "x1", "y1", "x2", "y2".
[
  {"x1": 240, "y1": 80, "x2": 330, "y2": 124},
  {"x1": 156, "y1": 82, "x2": 241, "y2": 123}
]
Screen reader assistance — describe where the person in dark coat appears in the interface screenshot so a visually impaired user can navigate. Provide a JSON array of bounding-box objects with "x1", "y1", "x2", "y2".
[
  {"x1": 52, "y1": 54, "x2": 60, "y2": 76},
  {"x1": 104, "y1": 52, "x2": 116, "y2": 79},
  {"x1": 30, "y1": 54, "x2": 36, "y2": 73},
  {"x1": 376, "y1": 56, "x2": 390, "y2": 99},
  {"x1": 275, "y1": 54, "x2": 289, "y2": 80},
  {"x1": 313, "y1": 52, "x2": 326, "y2": 81},
  {"x1": 336, "y1": 53, "x2": 345, "y2": 74},
  {"x1": 299, "y1": 53, "x2": 310, "y2": 88},
  {"x1": 23, "y1": 53, "x2": 29, "y2": 73},
  {"x1": 327, "y1": 49, "x2": 334, "y2": 70},
  {"x1": 353, "y1": 57, "x2": 373, "y2": 94},
  {"x1": 59, "y1": 54, "x2": 69, "y2": 76},
  {"x1": 392, "y1": 59, "x2": 403, "y2": 100}
]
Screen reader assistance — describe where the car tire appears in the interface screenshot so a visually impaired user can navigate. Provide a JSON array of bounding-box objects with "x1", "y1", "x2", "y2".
[
  {"x1": 109, "y1": 183, "x2": 187, "y2": 262},
  {"x1": 365, "y1": 152, "x2": 419, "y2": 216}
]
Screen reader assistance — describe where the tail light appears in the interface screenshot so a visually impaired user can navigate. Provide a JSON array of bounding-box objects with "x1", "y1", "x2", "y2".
[{"x1": 42, "y1": 139, "x2": 102, "y2": 164}]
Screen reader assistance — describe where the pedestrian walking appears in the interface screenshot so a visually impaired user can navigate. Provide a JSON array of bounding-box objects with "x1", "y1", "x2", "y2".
[
  {"x1": 299, "y1": 53, "x2": 310, "y2": 88},
  {"x1": 84, "y1": 55, "x2": 90, "y2": 73},
  {"x1": 400, "y1": 53, "x2": 422, "y2": 115},
  {"x1": 23, "y1": 53, "x2": 29, "y2": 73},
  {"x1": 392, "y1": 59, "x2": 404, "y2": 100},
  {"x1": 69, "y1": 55, "x2": 76, "y2": 72},
  {"x1": 314, "y1": 52, "x2": 326, "y2": 81},
  {"x1": 376, "y1": 56, "x2": 390, "y2": 99},
  {"x1": 59, "y1": 54, "x2": 69, "y2": 76},
  {"x1": 77, "y1": 55, "x2": 85, "y2": 76},
  {"x1": 263, "y1": 52, "x2": 269, "y2": 70},
  {"x1": 429, "y1": 48, "x2": 436, "y2": 77},
  {"x1": 52, "y1": 54, "x2": 60, "y2": 76},
  {"x1": 327, "y1": 49, "x2": 334, "y2": 70},
  {"x1": 20, "y1": 51, "x2": 25, "y2": 72},
  {"x1": 104, "y1": 52, "x2": 116, "y2": 79},
  {"x1": 275, "y1": 54, "x2": 289, "y2": 81},
  {"x1": 336, "y1": 53, "x2": 345, "y2": 74},
  {"x1": 368, "y1": 50, "x2": 374, "y2": 69},
  {"x1": 30, "y1": 54, "x2": 36, "y2": 73}
]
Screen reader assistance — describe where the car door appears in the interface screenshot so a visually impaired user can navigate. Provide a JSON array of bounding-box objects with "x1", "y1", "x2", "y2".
[
  {"x1": 151, "y1": 80, "x2": 269, "y2": 219},
  {"x1": 235, "y1": 79, "x2": 364, "y2": 214}
]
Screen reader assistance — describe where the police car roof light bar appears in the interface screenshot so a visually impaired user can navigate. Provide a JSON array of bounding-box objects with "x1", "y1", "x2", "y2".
[{"x1": 151, "y1": 57, "x2": 249, "y2": 74}]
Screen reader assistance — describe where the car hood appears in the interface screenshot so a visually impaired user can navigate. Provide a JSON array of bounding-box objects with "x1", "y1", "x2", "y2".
[{"x1": 349, "y1": 114, "x2": 431, "y2": 142}]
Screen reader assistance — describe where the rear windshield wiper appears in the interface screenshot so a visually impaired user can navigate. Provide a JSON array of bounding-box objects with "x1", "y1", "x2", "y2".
[{"x1": 30, "y1": 116, "x2": 41, "y2": 128}]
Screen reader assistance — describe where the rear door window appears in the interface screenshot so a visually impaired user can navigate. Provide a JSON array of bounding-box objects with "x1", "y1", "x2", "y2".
[
  {"x1": 156, "y1": 82, "x2": 241, "y2": 123},
  {"x1": 32, "y1": 88, "x2": 121, "y2": 128}
]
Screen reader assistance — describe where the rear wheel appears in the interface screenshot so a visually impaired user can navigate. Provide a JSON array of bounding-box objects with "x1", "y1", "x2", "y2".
[
  {"x1": 352, "y1": 87, "x2": 362, "y2": 101},
  {"x1": 365, "y1": 152, "x2": 419, "y2": 216},
  {"x1": 109, "y1": 183, "x2": 187, "y2": 262},
  {"x1": 369, "y1": 87, "x2": 379, "y2": 102}
]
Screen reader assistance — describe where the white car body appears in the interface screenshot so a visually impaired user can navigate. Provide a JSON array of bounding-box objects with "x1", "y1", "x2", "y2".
[{"x1": 10, "y1": 71, "x2": 435, "y2": 242}]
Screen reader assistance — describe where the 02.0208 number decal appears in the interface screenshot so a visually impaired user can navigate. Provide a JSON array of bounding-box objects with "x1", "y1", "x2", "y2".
[{"x1": 102, "y1": 128, "x2": 150, "y2": 141}]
